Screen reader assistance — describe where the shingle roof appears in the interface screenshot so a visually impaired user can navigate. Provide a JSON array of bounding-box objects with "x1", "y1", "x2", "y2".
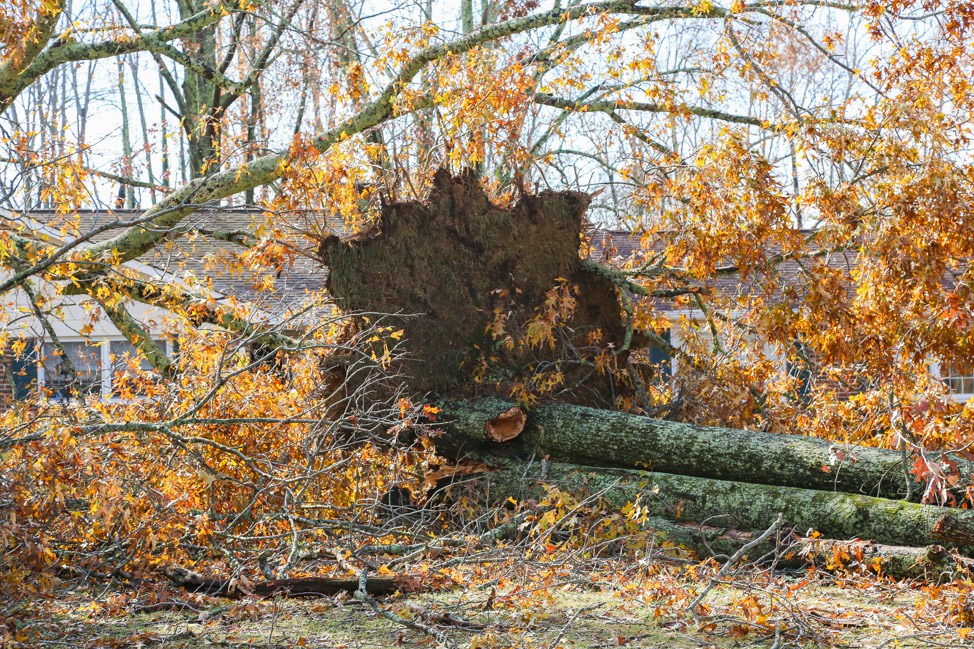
[
  {"x1": 5, "y1": 209, "x2": 868, "y2": 314},
  {"x1": 4, "y1": 208, "x2": 333, "y2": 313},
  {"x1": 587, "y1": 228, "x2": 862, "y2": 308}
]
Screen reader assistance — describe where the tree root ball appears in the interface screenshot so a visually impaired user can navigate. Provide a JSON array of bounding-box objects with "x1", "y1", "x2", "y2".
[{"x1": 319, "y1": 169, "x2": 627, "y2": 403}]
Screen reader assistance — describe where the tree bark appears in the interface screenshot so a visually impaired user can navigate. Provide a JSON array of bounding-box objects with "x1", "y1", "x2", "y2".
[
  {"x1": 436, "y1": 398, "x2": 953, "y2": 501},
  {"x1": 161, "y1": 565, "x2": 418, "y2": 598},
  {"x1": 800, "y1": 538, "x2": 970, "y2": 581},
  {"x1": 643, "y1": 516, "x2": 971, "y2": 581},
  {"x1": 475, "y1": 459, "x2": 974, "y2": 553}
]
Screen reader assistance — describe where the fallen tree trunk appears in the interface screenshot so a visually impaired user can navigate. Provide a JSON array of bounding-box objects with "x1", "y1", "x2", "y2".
[
  {"x1": 800, "y1": 538, "x2": 971, "y2": 581},
  {"x1": 161, "y1": 566, "x2": 418, "y2": 598},
  {"x1": 643, "y1": 516, "x2": 971, "y2": 581},
  {"x1": 436, "y1": 399, "x2": 962, "y2": 501},
  {"x1": 475, "y1": 459, "x2": 974, "y2": 553}
]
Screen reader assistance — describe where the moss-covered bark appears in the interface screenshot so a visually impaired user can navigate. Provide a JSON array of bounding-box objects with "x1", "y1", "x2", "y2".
[
  {"x1": 478, "y1": 459, "x2": 974, "y2": 552},
  {"x1": 437, "y1": 398, "x2": 935, "y2": 500},
  {"x1": 643, "y1": 517, "x2": 970, "y2": 581}
]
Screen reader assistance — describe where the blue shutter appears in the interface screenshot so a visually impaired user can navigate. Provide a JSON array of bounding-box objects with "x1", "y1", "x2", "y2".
[
  {"x1": 648, "y1": 329, "x2": 672, "y2": 378},
  {"x1": 11, "y1": 342, "x2": 38, "y2": 400}
]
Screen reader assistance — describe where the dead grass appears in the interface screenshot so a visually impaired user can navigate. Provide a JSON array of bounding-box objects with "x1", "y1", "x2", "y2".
[{"x1": 5, "y1": 568, "x2": 971, "y2": 649}]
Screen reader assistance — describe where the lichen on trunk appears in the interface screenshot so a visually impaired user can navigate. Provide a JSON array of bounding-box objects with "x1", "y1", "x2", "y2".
[
  {"x1": 434, "y1": 398, "x2": 936, "y2": 501},
  {"x1": 319, "y1": 169, "x2": 627, "y2": 403},
  {"x1": 476, "y1": 459, "x2": 974, "y2": 554}
]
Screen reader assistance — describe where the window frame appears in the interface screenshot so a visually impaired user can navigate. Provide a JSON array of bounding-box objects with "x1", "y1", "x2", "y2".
[
  {"x1": 930, "y1": 360, "x2": 974, "y2": 403},
  {"x1": 35, "y1": 336, "x2": 172, "y2": 400},
  {"x1": 38, "y1": 339, "x2": 105, "y2": 399}
]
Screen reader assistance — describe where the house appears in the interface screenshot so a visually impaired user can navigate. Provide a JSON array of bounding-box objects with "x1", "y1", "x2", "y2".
[
  {"x1": 587, "y1": 229, "x2": 974, "y2": 404},
  {"x1": 0, "y1": 207, "x2": 330, "y2": 402}
]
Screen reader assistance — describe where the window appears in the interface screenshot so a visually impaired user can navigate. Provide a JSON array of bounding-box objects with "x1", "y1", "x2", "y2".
[
  {"x1": 647, "y1": 328, "x2": 673, "y2": 378},
  {"x1": 41, "y1": 341, "x2": 103, "y2": 399},
  {"x1": 109, "y1": 339, "x2": 161, "y2": 396},
  {"x1": 10, "y1": 342, "x2": 38, "y2": 400},
  {"x1": 31, "y1": 338, "x2": 170, "y2": 400},
  {"x1": 942, "y1": 361, "x2": 974, "y2": 400},
  {"x1": 630, "y1": 327, "x2": 674, "y2": 380},
  {"x1": 786, "y1": 340, "x2": 813, "y2": 400}
]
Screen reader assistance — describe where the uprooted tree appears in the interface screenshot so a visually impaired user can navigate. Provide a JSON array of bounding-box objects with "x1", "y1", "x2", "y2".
[
  {"x1": 318, "y1": 168, "x2": 631, "y2": 404},
  {"x1": 317, "y1": 173, "x2": 974, "y2": 577},
  {"x1": 5, "y1": 0, "x2": 974, "y2": 613}
]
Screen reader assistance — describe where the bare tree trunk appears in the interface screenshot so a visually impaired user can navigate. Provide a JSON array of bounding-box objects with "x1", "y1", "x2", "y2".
[
  {"x1": 461, "y1": 0, "x2": 474, "y2": 33},
  {"x1": 176, "y1": 0, "x2": 219, "y2": 177},
  {"x1": 130, "y1": 55, "x2": 157, "y2": 204},
  {"x1": 244, "y1": 85, "x2": 259, "y2": 205},
  {"x1": 117, "y1": 58, "x2": 136, "y2": 208},
  {"x1": 243, "y1": 14, "x2": 261, "y2": 205}
]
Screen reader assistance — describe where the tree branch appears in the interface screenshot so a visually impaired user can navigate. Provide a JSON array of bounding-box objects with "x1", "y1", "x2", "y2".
[
  {"x1": 0, "y1": 3, "x2": 226, "y2": 114},
  {"x1": 74, "y1": 1, "x2": 685, "y2": 273},
  {"x1": 0, "y1": 0, "x2": 66, "y2": 111},
  {"x1": 93, "y1": 294, "x2": 174, "y2": 376},
  {"x1": 534, "y1": 92, "x2": 766, "y2": 127},
  {"x1": 63, "y1": 275, "x2": 296, "y2": 352}
]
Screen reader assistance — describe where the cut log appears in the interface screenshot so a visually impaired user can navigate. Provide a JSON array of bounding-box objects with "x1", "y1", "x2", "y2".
[
  {"x1": 485, "y1": 406, "x2": 527, "y2": 442},
  {"x1": 800, "y1": 538, "x2": 972, "y2": 581},
  {"x1": 474, "y1": 459, "x2": 974, "y2": 553},
  {"x1": 436, "y1": 398, "x2": 960, "y2": 501},
  {"x1": 644, "y1": 517, "x2": 972, "y2": 581},
  {"x1": 161, "y1": 565, "x2": 417, "y2": 598}
]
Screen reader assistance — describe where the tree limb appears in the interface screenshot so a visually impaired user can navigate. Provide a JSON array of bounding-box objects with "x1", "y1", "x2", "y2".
[
  {"x1": 0, "y1": 0, "x2": 66, "y2": 112},
  {"x1": 534, "y1": 93, "x2": 766, "y2": 127},
  {"x1": 0, "y1": 3, "x2": 226, "y2": 114},
  {"x1": 93, "y1": 293, "x2": 174, "y2": 376}
]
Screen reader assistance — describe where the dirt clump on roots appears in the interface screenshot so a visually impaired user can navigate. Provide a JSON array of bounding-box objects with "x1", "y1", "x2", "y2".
[{"x1": 318, "y1": 168, "x2": 628, "y2": 404}]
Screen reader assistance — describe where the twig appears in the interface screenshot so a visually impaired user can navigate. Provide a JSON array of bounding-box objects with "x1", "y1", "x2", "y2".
[
  {"x1": 547, "y1": 602, "x2": 605, "y2": 649},
  {"x1": 354, "y1": 570, "x2": 457, "y2": 648},
  {"x1": 685, "y1": 514, "x2": 783, "y2": 625}
]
